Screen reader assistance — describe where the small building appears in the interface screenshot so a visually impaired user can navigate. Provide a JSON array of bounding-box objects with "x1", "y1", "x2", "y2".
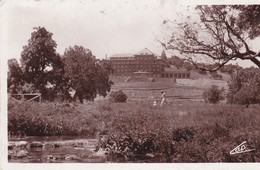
[{"x1": 162, "y1": 65, "x2": 191, "y2": 79}]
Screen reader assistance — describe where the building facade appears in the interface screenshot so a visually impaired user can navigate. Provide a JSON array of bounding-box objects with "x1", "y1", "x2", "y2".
[{"x1": 105, "y1": 48, "x2": 190, "y2": 78}]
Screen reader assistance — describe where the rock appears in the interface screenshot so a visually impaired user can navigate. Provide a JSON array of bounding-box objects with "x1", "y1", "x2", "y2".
[
  {"x1": 15, "y1": 141, "x2": 28, "y2": 148},
  {"x1": 8, "y1": 150, "x2": 13, "y2": 159},
  {"x1": 15, "y1": 150, "x2": 28, "y2": 158},
  {"x1": 74, "y1": 147, "x2": 85, "y2": 150},
  {"x1": 53, "y1": 143, "x2": 62, "y2": 148},
  {"x1": 8, "y1": 153, "x2": 12, "y2": 160},
  {"x1": 92, "y1": 148, "x2": 108, "y2": 157},
  {"x1": 8, "y1": 143, "x2": 16, "y2": 150},
  {"x1": 65, "y1": 155, "x2": 78, "y2": 160},
  {"x1": 146, "y1": 153, "x2": 155, "y2": 158},
  {"x1": 47, "y1": 155, "x2": 58, "y2": 160},
  {"x1": 30, "y1": 141, "x2": 44, "y2": 148}
]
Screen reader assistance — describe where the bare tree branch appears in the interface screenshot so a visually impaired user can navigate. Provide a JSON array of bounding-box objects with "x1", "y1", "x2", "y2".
[{"x1": 161, "y1": 5, "x2": 260, "y2": 70}]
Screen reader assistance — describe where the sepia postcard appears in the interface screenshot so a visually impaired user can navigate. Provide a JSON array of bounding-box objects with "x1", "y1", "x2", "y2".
[{"x1": 1, "y1": 0, "x2": 260, "y2": 170}]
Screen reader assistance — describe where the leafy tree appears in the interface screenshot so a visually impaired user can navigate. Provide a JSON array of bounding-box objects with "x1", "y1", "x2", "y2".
[
  {"x1": 227, "y1": 68, "x2": 260, "y2": 107},
  {"x1": 209, "y1": 71, "x2": 222, "y2": 80},
  {"x1": 168, "y1": 55, "x2": 184, "y2": 69},
  {"x1": 203, "y1": 85, "x2": 225, "y2": 104},
  {"x1": 234, "y1": 5, "x2": 260, "y2": 39},
  {"x1": 20, "y1": 26, "x2": 64, "y2": 100},
  {"x1": 183, "y1": 61, "x2": 195, "y2": 71},
  {"x1": 8, "y1": 58, "x2": 24, "y2": 94},
  {"x1": 100, "y1": 59, "x2": 114, "y2": 74},
  {"x1": 161, "y1": 51, "x2": 168, "y2": 60},
  {"x1": 63, "y1": 45, "x2": 113, "y2": 103},
  {"x1": 219, "y1": 63, "x2": 243, "y2": 74},
  {"x1": 162, "y1": 5, "x2": 260, "y2": 70}
]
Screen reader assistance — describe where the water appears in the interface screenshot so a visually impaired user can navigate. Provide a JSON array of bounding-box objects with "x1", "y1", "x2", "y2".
[{"x1": 8, "y1": 136, "x2": 108, "y2": 163}]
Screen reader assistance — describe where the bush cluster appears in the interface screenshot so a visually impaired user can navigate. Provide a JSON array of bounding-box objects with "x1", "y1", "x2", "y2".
[
  {"x1": 209, "y1": 71, "x2": 222, "y2": 80},
  {"x1": 227, "y1": 68, "x2": 260, "y2": 107},
  {"x1": 109, "y1": 90, "x2": 128, "y2": 103},
  {"x1": 220, "y1": 64, "x2": 243, "y2": 74},
  {"x1": 198, "y1": 70, "x2": 207, "y2": 75},
  {"x1": 97, "y1": 102, "x2": 260, "y2": 162},
  {"x1": 203, "y1": 85, "x2": 225, "y2": 104},
  {"x1": 8, "y1": 100, "x2": 260, "y2": 162},
  {"x1": 8, "y1": 101, "x2": 99, "y2": 137}
]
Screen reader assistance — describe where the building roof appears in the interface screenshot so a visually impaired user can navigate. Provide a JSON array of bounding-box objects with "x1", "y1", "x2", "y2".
[
  {"x1": 109, "y1": 48, "x2": 159, "y2": 59},
  {"x1": 136, "y1": 48, "x2": 154, "y2": 55},
  {"x1": 110, "y1": 53, "x2": 134, "y2": 58}
]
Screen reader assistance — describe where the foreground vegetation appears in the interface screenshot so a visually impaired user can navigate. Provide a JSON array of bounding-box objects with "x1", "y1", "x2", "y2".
[{"x1": 8, "y1": 99, "x2": 260, "y2": 162}]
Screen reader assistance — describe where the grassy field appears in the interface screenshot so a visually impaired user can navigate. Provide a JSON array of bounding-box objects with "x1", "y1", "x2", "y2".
[
  {"x1": 8, "y1": 74, "x2": 260, "y2": 162},
  {"x1": 110, "y1": 76, "x2": 228, "y2": 102},
  {"x1": 8, "y1": 98, "x2": 260, "y2": 162}
]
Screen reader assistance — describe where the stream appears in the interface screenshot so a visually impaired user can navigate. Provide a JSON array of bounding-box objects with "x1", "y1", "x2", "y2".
[{"x1": 8, "y1": 136, "x2": 108, "y2": 163}]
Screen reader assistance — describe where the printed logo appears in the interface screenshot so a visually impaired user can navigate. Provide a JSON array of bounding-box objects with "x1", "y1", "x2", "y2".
[{"x1": 230, "y1": 141, "x2": 256, "y2": 155}]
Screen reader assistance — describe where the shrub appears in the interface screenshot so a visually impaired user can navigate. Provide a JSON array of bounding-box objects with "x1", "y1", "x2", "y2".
[
  {"x1": 220, "y1": 64, "x2": 243, "y2": 74},
  {"x1": 8, "y1": 101, "x2": 99, "y2": 137},
  {"x1": 210, "y1": 71, "x2": 222, "y2": 80},
  {"x1": 172, "y1": 128, "x2": 195, "y2": 142},
  {"x1": 203, "y1": 85, "x2": 225, "y2": 104},
  {"x1": 109, "y1": 90, "x2": 128, "y2": 103},
  {"x1": 227, "y1": 68, "x2": 260, "y2": 107},
  {"x1": 97, "y1": 105, "x2": 175, "y2": 162},
  {"x1": 198, "y1": 70, "x2": 207, "y2": 75}
]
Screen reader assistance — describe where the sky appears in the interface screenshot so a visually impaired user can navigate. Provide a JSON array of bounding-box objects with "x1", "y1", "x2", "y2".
[
  {"x1": 2, "y1": 0, "x2": 180, "y2": 59},
  {"x1": 1, "y1": 0, "x2": 260, "y2": 68}
]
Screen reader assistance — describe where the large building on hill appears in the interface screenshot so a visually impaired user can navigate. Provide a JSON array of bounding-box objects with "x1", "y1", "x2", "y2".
[{"x1": 104, "y1": 48, "x2": 191, "y2": 78}]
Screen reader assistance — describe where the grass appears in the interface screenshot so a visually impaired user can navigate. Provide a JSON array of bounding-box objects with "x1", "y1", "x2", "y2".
[
  {"x1": 8, "y1": 98, "x2": 260, "y2": 162},
  {"x1": 99, "y1": 101, "x2": 260, "y2": 162},
  {"x1": 8, "y1": 77, "x2": 259, "y2": 162},
  {"x1": 112, "y1": 78, "x2": 175, "y2": 90},
  {"x1": 110, "y1": 77, "x2": 228, "y2": 102},
  {"x1": 8, "y1": 101, "x2": 100, "y2": 137}
]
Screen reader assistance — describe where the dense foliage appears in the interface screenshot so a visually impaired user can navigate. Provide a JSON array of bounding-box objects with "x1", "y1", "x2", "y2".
[
  {"x1": 209, "y1": 71, "x2": 222, "y2": 80},
  {"x1": 167, "y1": 56, "x2": 184, "y2": 69},
  {"x1": 220, "y1": 64, "x2": 243, "y2": 74},
  {"x1": 160, "y1": 51, "x2": 168, "y2": 60},
  {"x1": 8, "y1": 101, "x2": 99, "y2": 136},
  {"x1": 8, "y1": 59, "x2": 24, "y2": 94},
  {"x1": 227, "y1": 68, "x2": 260, "y2": 107},
  {"x1": 63, "y1": 45, "x2": 113, "y2": 103},
  {"x1": 20, "y1": 27, "x2": 64, "y2": 100},
  {"x1": 203, "y1": 85, "x2": 225, "y2": 104},
  {"x1": 235, "y1": 5, "x2": 260, "y2": 39},
  {"x1": 8, "y1": 100, "x2": 260, "y2": 162},
  {"x1": 8, "y1": 27, "x2": 113, "y2": 102},
  {"x1": 109, "y1": 90, "x2": 128, "y2": 103}
]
